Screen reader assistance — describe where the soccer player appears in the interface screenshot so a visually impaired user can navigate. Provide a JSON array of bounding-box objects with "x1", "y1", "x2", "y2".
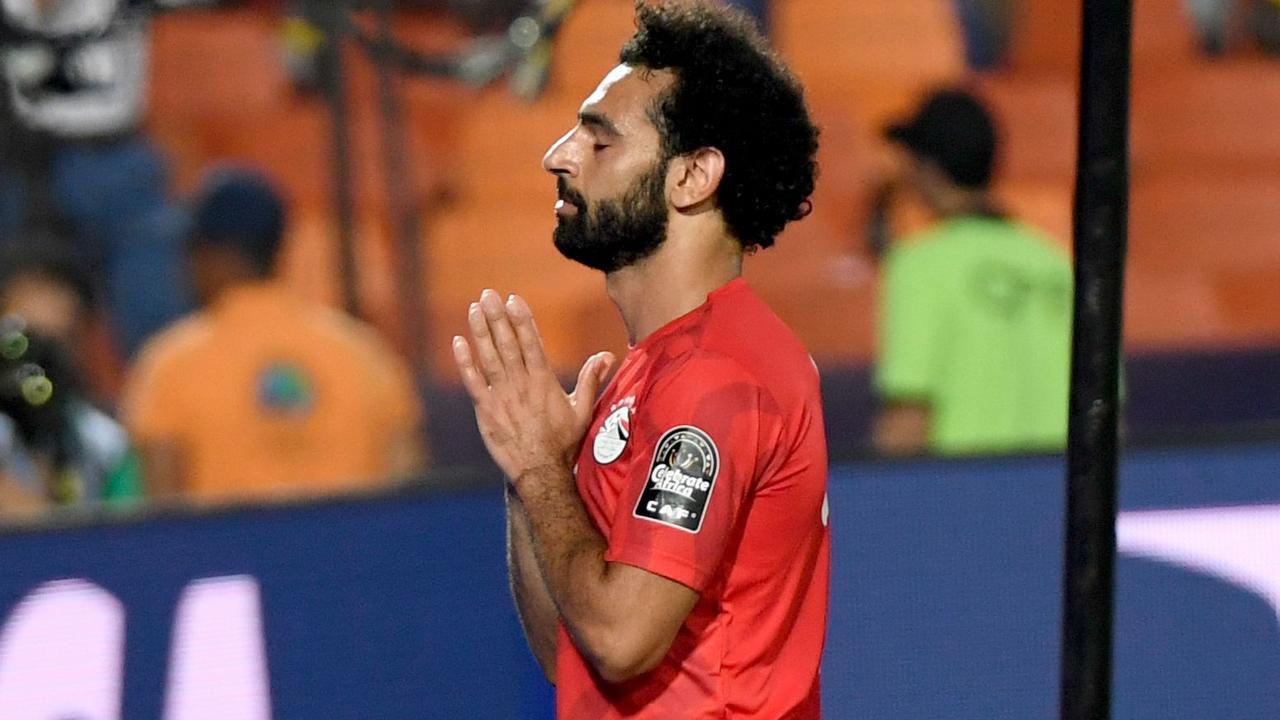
[{"x1": 453, "y1": 2, "x2": 829, "y2": 717}]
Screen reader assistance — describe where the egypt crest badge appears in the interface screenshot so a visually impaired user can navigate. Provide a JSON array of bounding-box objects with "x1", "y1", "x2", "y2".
[{"x1": 593, "y1": 403, "x2": 632, "y2": 465}]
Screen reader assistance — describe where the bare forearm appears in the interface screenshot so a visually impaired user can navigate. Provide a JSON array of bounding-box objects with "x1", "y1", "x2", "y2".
[
  {"x1": 516, "y1": 466, "x2": 695, "y2": 683},
  {"x1": 515, "y1": 466, "x2": 621, "y2": 663},
  {"x1": 506, "y1": 486, "x2": 560, "y2": 683}
]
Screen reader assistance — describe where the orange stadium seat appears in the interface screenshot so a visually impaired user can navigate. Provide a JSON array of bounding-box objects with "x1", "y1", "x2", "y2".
[{"x1": 144, "y1": 0, "x2": 1280, "y2": 382}]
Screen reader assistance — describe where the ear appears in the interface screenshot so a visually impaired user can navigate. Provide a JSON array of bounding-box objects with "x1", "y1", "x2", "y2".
[{"x1": 668, "y1": 147, "x2": 725, "y2": 212}]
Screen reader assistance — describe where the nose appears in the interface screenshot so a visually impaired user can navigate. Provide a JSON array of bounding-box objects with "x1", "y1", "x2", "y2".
[{"x1": 542, "y1": 127, "x2": 579, "y2": 178}]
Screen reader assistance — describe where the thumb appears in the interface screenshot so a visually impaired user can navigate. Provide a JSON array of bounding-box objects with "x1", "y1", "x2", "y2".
[{"x1": 572, "y1": 351, "x2": 617, "y2": 413}]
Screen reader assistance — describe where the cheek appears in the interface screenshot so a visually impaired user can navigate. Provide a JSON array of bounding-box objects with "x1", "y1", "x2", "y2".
[{"x1": 590, "y1": 156, "x2": 660, "y2": 202}]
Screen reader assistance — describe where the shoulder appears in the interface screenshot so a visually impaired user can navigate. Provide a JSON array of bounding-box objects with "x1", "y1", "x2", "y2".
[
  {"x1": 996, "y1": 221, "x2": 1073, "y2": 273},
  {"x1": 647, "y1": 346, "x2": 791, "y2": 421},
  {"x1": 308, "y1": 306, "x2": 399, "y2": 361},
  {"x1": 1019, "y1": 223, "x2": 1071, "y2": 261},
  {"x1": 634, "y1": 350, "x2": 778, "y2": 455},
  {"x1": 695, "y1": 284, "x2": 819, "y2": 403},
  {"x1": 654, "y1": 347, "x2": 762, "y2": 390},
  {"x1": 309, "y1": 305, "x2": 382, "y2": 346},
  {"x1": 884, "y1": 228, "x2": 946, "y2": 273},
  {"x1": 130, "y1": 314, "x2": 214, "y2": 378},
  {"x1": 305, "y1": 306, "x2": 414, "y2": 385},
  {"x1": 120, "y1": 316, "x2": 213, "y2": 426},
  {"x1": 637, "y1": 282, "x2": 819, "y2": 420}
]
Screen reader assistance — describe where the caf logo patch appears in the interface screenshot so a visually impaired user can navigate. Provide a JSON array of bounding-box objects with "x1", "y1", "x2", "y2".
[
  {"x1": 593, "y1": 405, "x2": 631, "y2": 465},
  {"x1": 634, "y1": 426, "x2": 719, "y2": 533}
]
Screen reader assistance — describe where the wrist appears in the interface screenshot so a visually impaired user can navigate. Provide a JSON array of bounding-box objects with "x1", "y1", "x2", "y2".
[{"x1": 512, "y1": 462, "x2": 574, "y2": 495}]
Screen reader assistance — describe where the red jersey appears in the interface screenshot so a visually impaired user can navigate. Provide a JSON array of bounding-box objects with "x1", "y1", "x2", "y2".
[{"x1": 557, "y1": 278, "x2": 831, "y2": 719}]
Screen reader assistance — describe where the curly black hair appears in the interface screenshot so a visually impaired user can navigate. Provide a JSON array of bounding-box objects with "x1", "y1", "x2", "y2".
[{"x1": 619, "y1": 1, "x2": 818, "y2": 249}]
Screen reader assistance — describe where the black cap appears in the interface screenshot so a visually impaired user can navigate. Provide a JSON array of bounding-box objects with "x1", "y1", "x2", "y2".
[
  {"x1": 885, "y1": 89, "x2": 998, "y2": 189},
  {"x1": 188, "y1": 165, "x2": 286, "y2": 273}
]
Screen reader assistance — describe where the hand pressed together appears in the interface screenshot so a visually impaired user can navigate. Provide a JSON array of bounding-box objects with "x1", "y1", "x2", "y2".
[{"x1": 453, "y1": 289, "x2": 616, "y2": 483}]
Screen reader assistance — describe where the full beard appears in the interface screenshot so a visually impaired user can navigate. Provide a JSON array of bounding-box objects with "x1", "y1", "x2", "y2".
[{"x1": 553, "y1": 163, "x2": 668, "y2": 274}]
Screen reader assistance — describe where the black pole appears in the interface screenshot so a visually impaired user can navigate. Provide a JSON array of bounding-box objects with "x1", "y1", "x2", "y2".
[
  {"x1": 372, "y1": 0, "x2": 432, "y2": 381},
  {"x1": 313, "y1": 0, "x2": 362, "y2": 318},
  {"x1": 1059, "y1": 0, "x2": 1132, "y2": 719}
]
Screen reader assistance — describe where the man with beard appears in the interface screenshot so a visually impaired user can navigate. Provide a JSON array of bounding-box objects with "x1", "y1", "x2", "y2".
[{"x1": 453, "y1": 2, "x2": 827, "y2": 717}]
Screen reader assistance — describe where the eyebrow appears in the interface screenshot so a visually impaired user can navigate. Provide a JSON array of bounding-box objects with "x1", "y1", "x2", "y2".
[{"x1": 578, "y1": 111, "x2": 621, "y2": 137}]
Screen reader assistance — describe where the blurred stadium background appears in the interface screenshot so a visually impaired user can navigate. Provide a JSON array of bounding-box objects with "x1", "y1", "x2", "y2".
[
  {"x1": 140, "y1": 0, "x2": 1280, "y2": 458},
  {"x1": 0, "y1": 0, "x2": 1277, "y2": 717}
]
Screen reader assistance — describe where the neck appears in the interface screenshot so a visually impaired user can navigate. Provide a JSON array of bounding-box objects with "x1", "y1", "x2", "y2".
[
  {"x1": 604, "y1": 219, "x2": 744, "y2": 345},
  {"x1": 201, "y1": 274, "x2": 273, "y2": 309},
  {"x1": 932, "y1": 186, "x2": 995, "y2": 219}
]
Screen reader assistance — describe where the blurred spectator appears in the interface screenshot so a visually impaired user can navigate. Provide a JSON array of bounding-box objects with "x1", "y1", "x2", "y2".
[
  {"x1": 0, "y1": 321, "x2": 140, "y2": 514},
  {"x1": 0, "y1": 227, "x2": 95, "y2": 347},
  {"x1": 873, "y1": 89, "x2": 1072, "y2": 456},
  {"x1": 120, "y1": 165, "x2": 426, "y2": 504},
  {"x1": 0, "y1": 0, "x2": 193, "y2": 357},
  {"x1": 0, "y1": 241, "x2": 140, "y2": 514}
]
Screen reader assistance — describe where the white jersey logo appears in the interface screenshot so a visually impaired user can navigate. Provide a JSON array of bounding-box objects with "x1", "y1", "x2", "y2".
[{"x1": 593, "y1": 404, "x2": 632, "y2": 465}]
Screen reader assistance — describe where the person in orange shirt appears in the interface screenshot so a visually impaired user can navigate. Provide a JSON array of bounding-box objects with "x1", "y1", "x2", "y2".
[{"x1": 121, "y1": 165, "x2": 425, "y2": 503}]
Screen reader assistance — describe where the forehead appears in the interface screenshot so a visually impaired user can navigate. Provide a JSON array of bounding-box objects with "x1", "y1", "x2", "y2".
[
  {"x1": 5, "y1": 272, "x2": 72, "y2": 295},
  {"x1": 579, "y1": 64, "x2": 672, "y2": 131}
]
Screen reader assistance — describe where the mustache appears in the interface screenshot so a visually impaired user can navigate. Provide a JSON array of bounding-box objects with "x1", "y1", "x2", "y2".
[{"x1": 556, "y1": 177, "x2": 587, "y2": 208}]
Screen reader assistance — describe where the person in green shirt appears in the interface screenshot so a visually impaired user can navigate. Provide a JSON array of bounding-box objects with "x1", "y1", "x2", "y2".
[{"x1": 874, "y1": 89, "x2": 1073, "y2": 456}]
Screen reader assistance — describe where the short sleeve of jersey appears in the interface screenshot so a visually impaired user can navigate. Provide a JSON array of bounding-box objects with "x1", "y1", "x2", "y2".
[
  {"x1": 876, "y1": 243, "x2": 942, "y2": 401},
  {"x1": 604, "y1": 352, "x2": 766, "y2": 593}
]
